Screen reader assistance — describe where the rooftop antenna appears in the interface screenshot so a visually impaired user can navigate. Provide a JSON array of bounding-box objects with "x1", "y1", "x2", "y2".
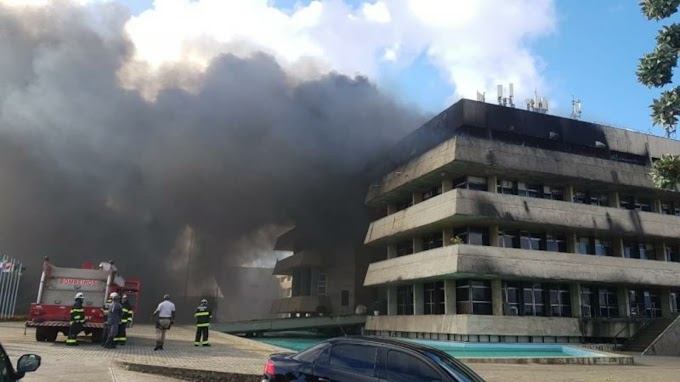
[
  {"x1": 525, "y1": 90, "x2": 549, "y2": 114},
  {"x1": 571, "y1": 96, "x2": 582, "y2": 119},
  {"x1": 476, "y1": 91, "x2": 486, "y2": 102},
  {"x1": 496, "y1": 83, "x2": 515, "y2": 108}
]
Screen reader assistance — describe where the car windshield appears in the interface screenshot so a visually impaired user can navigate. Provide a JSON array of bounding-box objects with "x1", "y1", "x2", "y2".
[{"x1": 425, "y1": 351, "x2": 485, "y2": 382}]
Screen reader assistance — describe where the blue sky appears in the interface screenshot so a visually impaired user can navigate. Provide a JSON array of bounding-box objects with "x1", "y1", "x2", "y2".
[{"x1": 117, "y1": 0, "x2": 669, "y2": 136}]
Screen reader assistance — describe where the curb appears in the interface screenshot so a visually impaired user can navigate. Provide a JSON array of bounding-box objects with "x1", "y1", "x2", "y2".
[{"x1": 116, "y1": 360, "x2": 261, "y2": 382}]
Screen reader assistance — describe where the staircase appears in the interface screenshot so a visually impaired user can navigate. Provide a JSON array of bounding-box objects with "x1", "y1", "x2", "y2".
[{"x1": 623, "y1": 318, "x2": 676, "y2": 353}]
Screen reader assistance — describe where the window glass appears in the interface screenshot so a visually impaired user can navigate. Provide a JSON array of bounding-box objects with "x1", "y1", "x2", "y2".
[
  {"x1": 294, "y1": 343, "x2": 330, "y2": 363},
  {"x1": 422, "y1": 232, "x2": 443, "y2": 250},
  {"x1": 424, "y1": 282, "x2": 445, "y2": 315},
  {"x1": 594, "y1": 239, "x2": 612, "y2": 257},
  {"x1": 329, "y1": 344, "x2": 376, "y2": 376},
  {"x1": 467, "y1": 176, "x2": 488, "y2": 191},
  {"x1": 397, "y1": 285, "x2": 414, "y2": 315},
  {"x1": 396, "y1": 241, "x2": 413, "y2": 257},
  {"x1": 385, "y1": 350, "x2": 441, "y2": 382}
]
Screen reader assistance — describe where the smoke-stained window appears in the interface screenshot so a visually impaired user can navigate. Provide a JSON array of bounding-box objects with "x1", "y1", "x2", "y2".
[
  {"x1": 421, "y1": 185, "x2": 442, "y2": 201},
  {"x1": 396, "y1": 240, "x2": 413, "y2": 257},
  {"x1": 453, "y1": 176, "x2": 488, "y2": 191},
  {"x1": 396, "y1": 285, "x2": 414, "y2": 315},
  {"x1": 456, "y1": 280, "x2": 491, "y2": 315},
  {"x1": 423, "y1": 281, "x2": 445, "y2": 315},
  {"x1": 422, "y1": 232, "x2": 443, "y2": 251}
]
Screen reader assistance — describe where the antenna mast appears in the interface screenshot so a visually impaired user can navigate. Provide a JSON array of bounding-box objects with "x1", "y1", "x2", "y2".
[
  {"x1": 571, "y1": 96, "x2": 583, "y2": 119},
  {"x1": 496, "y1": 83, "x2": 515, "y2": 107},
  {"x1": 525, "y1": 90, "x2": 549, "y2": 114}
]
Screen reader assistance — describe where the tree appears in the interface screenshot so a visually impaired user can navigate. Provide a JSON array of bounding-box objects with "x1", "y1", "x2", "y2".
[{"x1": 637, "y1": 0, "x2": 680, "y2": 189}]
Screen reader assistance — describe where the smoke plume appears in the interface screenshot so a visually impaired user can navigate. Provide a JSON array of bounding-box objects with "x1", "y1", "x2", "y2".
[{"x1": 0, "y1": 2, "x2": 424, "y2": 316}]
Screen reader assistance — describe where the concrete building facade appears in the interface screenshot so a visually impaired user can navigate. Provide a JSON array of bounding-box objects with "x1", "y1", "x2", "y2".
[{"x1": 362, "y1": 99, "x2": 680, "y2": 343}]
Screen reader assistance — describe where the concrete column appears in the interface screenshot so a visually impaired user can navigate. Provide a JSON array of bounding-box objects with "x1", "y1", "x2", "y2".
[
  {"x1": 442, "y1": 178, "x2": 453, "y2": 192},
  {"x1": 657, "y1": 241, "x2": 668, "y2": 262},
  {"x1": 489, "y1": 225, "x2": 499, "y2": 247},
  {"x1": 661, "y1": 289, "x2": 673, "y2": 318},
  {"x1": 387, "y1": 244, "x2": 397, "y2": 259},
  {"x1": 564, "y1": 185, "x2": 574, "y2": 203},
  {"x1": 445, "y1": 280, "x2": 456, "y2": 315},
  {"x1": 570, "y1": 283, "x2": 582, "y2": 318},
  {"x1": 491, "y1": 279, "x2": 503, "y2": 316},
  {"x1": 617, "y1": 287, "x2": 630, "y2": 318},
  {"x1": 387, "y1": 286, "x2": 398, "y2": 316},
  {"x1": 413, "y1": 191, "x2": 423, "y2": 205},
  {"x1": 609, "y1": 191, "x2": 620, "y2": 208},
  {"x1": 443, "y1": 228, "x2": 453, "y2": 246},
  {"x1": 566, "y1": 233, "x2": 578, "y2": 253},
  {"x1": 414, "y1": 283, "x2": 424, "y2": 315},
  {"x1": 613, "y1": 238, "x2": 625, "y2": 257},
  {"x1": 487, "y1": 175, "x2": 498, "y2": 193},
  {"x1": 654, "y1": 199, "x2": 663, "y2": 214},
  {"x1": 413, "y1": 237, "x2": 423, "y2": 253},
  {"x1": 387, "y1": 204, "x2": 397, "y2": 215}
]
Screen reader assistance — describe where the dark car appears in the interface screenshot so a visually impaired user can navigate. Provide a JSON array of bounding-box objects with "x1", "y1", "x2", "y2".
[
  {"x1": 0, "y1": 342, "x2": 41, "y2": 382},
  {"x1": 261, "y1": 336, "x2": 486, "y2": 382}
]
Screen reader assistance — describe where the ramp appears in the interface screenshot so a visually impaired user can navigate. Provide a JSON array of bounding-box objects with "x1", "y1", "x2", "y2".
[{"x1": 213, "y1": 315, "x2": 367, "y2": 335}]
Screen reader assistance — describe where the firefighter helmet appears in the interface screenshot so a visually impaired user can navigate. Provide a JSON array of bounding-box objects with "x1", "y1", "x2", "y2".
[
  {"x1": 201, "y1": 299, "x2": 208, "y2": 305},
  {"x1": 110, "y1": 292, "x2": 119, "y2": 299},
  {"x1": 122, "y1": 294, "x2": 128, "y2": 301},
  {"x1": 75, "y1": 292, "x2": 84, "y2": 300}
]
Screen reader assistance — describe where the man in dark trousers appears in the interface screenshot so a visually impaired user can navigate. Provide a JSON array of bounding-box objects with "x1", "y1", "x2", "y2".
[
  {"x1": 115, "y1": 294, "x2": 133, "y2": 345},
  {"x1": 194, "y1": 299, "x2": 213, "y2": 347},
  {"x1": 103, "y1": 293, "x2": 123, "y2": 349},
  {"x1": 66, "y1": 292, "x2": 85, "y2": 346}
]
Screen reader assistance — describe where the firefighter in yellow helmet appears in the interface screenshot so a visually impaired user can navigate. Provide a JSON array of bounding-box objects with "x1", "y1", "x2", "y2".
[{"x1": 194, "y1": 299, "x2": 213, "y2": 346}]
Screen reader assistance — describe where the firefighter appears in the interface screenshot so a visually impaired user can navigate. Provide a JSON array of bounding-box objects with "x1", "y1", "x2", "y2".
[
  {"x1": 103, "y1": 293, "x2": 122, "y2": 349},
  {"x1": 66, "y1": 292, "x2": 85, "y2": 346},
  {"x1": 115, "y1": 294, "x2": 133, "y2": 345},
  {"x1": 100, "y1": 293, "x2": 113, "y2": 345},
  {"x1": 194, "y1": 299, "x2": 212, "y2": 347}
]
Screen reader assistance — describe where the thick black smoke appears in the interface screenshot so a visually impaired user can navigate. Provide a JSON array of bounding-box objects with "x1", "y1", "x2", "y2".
[{"x1": 0, "y1": 2, "x2": 424, "y2": 316}]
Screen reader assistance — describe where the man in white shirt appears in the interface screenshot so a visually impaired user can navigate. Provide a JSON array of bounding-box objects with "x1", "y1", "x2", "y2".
[{"x1": 152, "y1": 294, "x2": 176, "y2": 351}]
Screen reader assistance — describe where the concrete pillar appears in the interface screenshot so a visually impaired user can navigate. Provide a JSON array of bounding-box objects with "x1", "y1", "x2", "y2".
[
  {"x1": 566, "y1": 233, "x2": 578, "y2": 253},
  {"x1": 387, "y1": 244, "x2": 397, "y2": 259},
  {"x1": 489, "y1": 225, "x2": 499, "y2": 247},
  {"x1": 570, "y1": 283, "x2": 582, "y2": 318},
  {"x1": 613, "y1": 238, "x2": 625, "y2": 257},
  {"x1": 617, "y1": 287, "x2": 630, "y2": 318},
  {"x1": 564, "y1": 185, "x2": 574, "y2": 203},
  {"x1": 654, "y1": 199, "x2": 663, "y2": 214},
  {"x1": 445, "y1": 280, "x2": 456, "y2": 315},
  {"x1": 442, "y1": 178, "x2": 453, "y2": 192},
  {"x1": 657, "y1": 242, "x2": 668, "y2": 262},
  {"x1": 413, "y1": 191, "x2": 423, "y2": 205},
  {"x1": 387, "y1": 204, "x2": 397, "y2": 215},
  {"x1": 609, "y1": 191, "x2": 620, "y2": 208},
  {"x1": 491, "y1": 279, "x2": 503, "y2": 316},
  {"x1": 443, "y1": 228, "x2": 453, "y2": 246},
  {"x1": 387, "y1": 286, "x2": 398, "y2": 316},
  {"x1": 487, "y1": 175, "x2": 498, "y2": 193},
  {"x1": 413, "y1": 237, "x2": 423, "y2": 253},
  {"x1": 661, "y1": 289, "x2": 673, "y2": 318},
  {"x1": 414, "y1": 283, "x2": 424, "y2": 315}
]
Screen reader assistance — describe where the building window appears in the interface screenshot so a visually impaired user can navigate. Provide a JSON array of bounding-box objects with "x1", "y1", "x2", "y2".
[
  {"x1": 456, "y1": 280, "x2": 492, "y2": 315},
  {"x1": 395, "y1": 198, "x2": 413, "y2": 212},
  {"x1": 522, "y1": 283, "x2": 546, "y2": 316},
  {"x1": 520, "y1": 231, "x2": 543, "y2": 250},
  {"x1": 453, "y1": 176, "x2": 488, "y2": 191},
  {"x1": 629, "y1": 289, "x2": 662, "y2": 318},
  {"x1": 396, "y1": 286, "x2": 414, "y2": 315},
  {"x1": 422, "y1": 232, "x2": 443, "y2": 251},
  {"x1": 623, "y1": 240, "x2": 656, "y2": 260},
  {"x1": 396, "y1": 240, "x2": 413, "y2": 257},
  {"x1": 666, "y1": 244, "x2": 680, "y2": 262},
  {"x1": 453, "y1": 227, "x2": 489, "y2": 246},
  {"x1": 545, "y1": 233, "x2": 567, "y2": 252},
  {"x1": 518, "y1": 182, "x2": 541, "y2": 198},
  {"x1": 577, "y1": 236, "x2": 593, "y2": 255},
  {"x1": 317, "y1": 273, "x2": 327, "y2": 296},
  {"x1": 423, "y1": 281, "x2": 445, "y2": 315},
  {"x1": 549, "y1": 285, "x2": 571, "y2": 317},
  {"x1": 503, "y1": 282, "x2": 521, "y2": 316},
  {"x1": 620, "y1": 195, "x2": 652, "y2": 212},
  {"x1": 499, "y1": 229, "x2": 519, "y2": 248},
  {"x1": 671, "y1": 290, "x2": 679, "y2": 313},
  {"x1": 341, "y1": 290, "x2": 349, "y2": 307},
  {"x1": 594, "y1": 238, "x2": 613, "y2": 257},
  {"x1": 661, "y1": 201, "x2": 680, "y2": 216},
  {"x1": 497, "y1": 179, "x2": 516, "y2": 195},
  {"x1": 573, "y1": 190, "x2": 609, "y2": 206},
  {"x1": 542, "y1": 185, "x2": 564, "y2": 201},
  {"x1": 422, "y1": 185, "x2": 443, "y2": 201}
]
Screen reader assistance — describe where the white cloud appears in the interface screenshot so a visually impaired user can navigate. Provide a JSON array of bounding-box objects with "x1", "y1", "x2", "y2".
[{"x1": 9, "y1": 0, "x2": 556, "y2": 105}]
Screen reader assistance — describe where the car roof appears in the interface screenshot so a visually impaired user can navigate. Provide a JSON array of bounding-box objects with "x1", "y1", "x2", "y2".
[{"x1": 324, "y1": 336, "x2": 450, "y2": 357}]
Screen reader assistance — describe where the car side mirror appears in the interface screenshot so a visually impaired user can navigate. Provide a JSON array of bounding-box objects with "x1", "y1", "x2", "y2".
[{"x1": 17, "y1": 354, "x2": 41, "y2": 373}]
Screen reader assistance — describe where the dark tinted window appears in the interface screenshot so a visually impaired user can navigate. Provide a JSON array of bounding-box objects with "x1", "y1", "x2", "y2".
[
  {"x1": 293, "y1": 343, "x2": 330, "y2": 363},
  {"x1": 329, "y1": 344, "x2": 376, "y2": 376},
  {"x1": 385, "y1": 350, "x2": 441, "y2": 382}
]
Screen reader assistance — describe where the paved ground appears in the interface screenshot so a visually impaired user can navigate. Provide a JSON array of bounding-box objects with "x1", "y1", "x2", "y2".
[{"x1": 3, "y1": 321, "x2": 680, "y2": 381}]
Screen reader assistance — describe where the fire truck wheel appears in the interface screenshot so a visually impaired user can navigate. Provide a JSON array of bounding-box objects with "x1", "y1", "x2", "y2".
[
  {"x1": 44, "y1": 329, "x2": 58, "y2": 342},
  {"x1": 35, "y1": 328, "x2": 47, "y2": 342},
  {"x1": 91, "y1": 330, "x2": 103, "y2": 343}
]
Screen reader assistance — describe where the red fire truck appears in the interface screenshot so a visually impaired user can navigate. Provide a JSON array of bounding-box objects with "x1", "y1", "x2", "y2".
[{"x1": 25, "y1": 257, "x2": 141, "y2": 343}]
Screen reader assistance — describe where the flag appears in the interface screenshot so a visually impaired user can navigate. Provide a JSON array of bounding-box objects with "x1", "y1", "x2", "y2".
[{"x1": 1, "y1": 262, "x2": 12, "y2": 273}]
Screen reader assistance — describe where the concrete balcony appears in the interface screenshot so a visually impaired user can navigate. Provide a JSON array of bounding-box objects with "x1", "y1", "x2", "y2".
[
  {"x1": 364, "y1": 189, "x2": 680, "y2": 244},
  {"x1": 273, "y1": 251, "x2": 323, "y2": 275},
  {"x1": 270, "y1": 295, "x2": 331, "y2": 314},
  {"x1": 363, "y1": 244, "x2": 680, "y2": 287}
]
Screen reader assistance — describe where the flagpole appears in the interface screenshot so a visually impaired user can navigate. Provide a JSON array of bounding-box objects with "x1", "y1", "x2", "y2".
[
  {"x1": 0, "y1": 255, "x2": 7, "y2": 319},
  {"x1": 9, "y1": 260, "x2": 20, "y2": 318}
]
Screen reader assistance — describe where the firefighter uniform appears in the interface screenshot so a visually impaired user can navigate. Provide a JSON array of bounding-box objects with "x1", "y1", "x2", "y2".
[
  {"x1": 194, "y1": 300, "x2": 212, "y2": 346},
  {"x1": 66, "y1": 294, "x2": 85, "y2": 346},
  {"x1": 115, "y1": 296, "x2": 133, "y2": 345},
  {"x1": 101, "y1": 297, "x2": 112, "y2": 345}
]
